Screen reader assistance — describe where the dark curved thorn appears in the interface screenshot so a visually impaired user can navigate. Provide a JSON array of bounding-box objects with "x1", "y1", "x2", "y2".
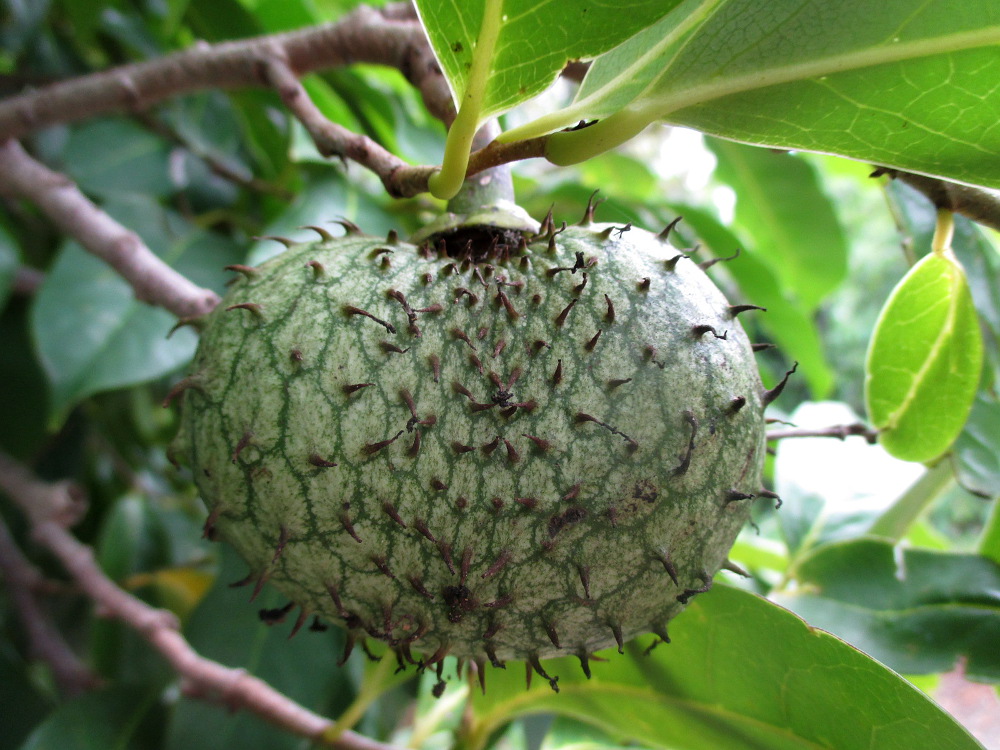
[
  {"x1": 528, "y1": 654, "x2": 560, "y2": 692},
  {"x1": 677, "y1": 573, "x2": 713, "y2": 604},
  {"x1": 382, "y1": 501, "x2": 407, "y2": 528},
  {"x1": 580, "y1": 189, "x2": 602, "y2": 225},
  {"x1": 758, "y1": 488, "x2": 782, "y2": 509},
  {"x1": 723, "y1": 559, "x2": 750, "y2": 578},
  {"x1": 762, "y1": 362, "x2": 798, "y2": 407},
  {"x1": 729, "y1": 304, "x2": 767, "y2": 317},
  {"x1": 664, "y1": 254, "x2": 688, "y2": 271},
  {"x1": 332, "y1": 218, "x2": 363, "y2": 235},
  {"x1": 363, "y1": 430, "x2": 403, "y2": 456},
  {"x1": 692, "y1": 324, "x2": 727, "y2": 340},
  {"x1": 657, "y1": 215, "x2": 683, "y2": 241},
  {"x1": 726, "y1": 490, "x2": 755, "y2": 504},
  {"x1": 253, "y1": 235, "x2": 295, "y2": 248},
  {"x1": 577, "y1": 651, "x2": 592, "y2": 679},
  {"x1": 584, "y1": 329, "x2": 603, "y2": 351},
  {"x1": 437, "y1": 541, "x2": 455, "y2": 574},
  {"x1": 482, "y1": 549, "x2": 512, "y2": 580},
  {"x1": 225, "y1": 302, "x2": 264, "y2": 321},
  {"x1": 656, "y1": 549, "x2": 679, "y2": 585},
  {"x1": 224, "y1": 263, "x2": 259, "y2": 279},
  {"x1": 544, "y1": 621, "x2": 560, "y2": 649},
  {"x1": 289, "y1": 607, "x2": 310, "y2": 638},
  {"x1": 337, "y1": 632, "x2": 356, "y2": 666},
  {"x1": 308, "y1": 453, "x2": 337, "y2": 468},
  {"x1": 728, "y1": 396, "x2": 747, "y2": 414},
  {"x1": 408, "y1": 575, "x2": 434, "y2": 600},
  {"x1": 299, "y1": 224, "x2": 335, "y2": 241},
  {"x1": 555, "y1": 298, "x2": 578, "y2": 327},
  {"x1": 610, "y1": 622, "x2": 624, "y2": 654},
  {"x1": 167, "y1": 316, "x2": 207, "y2": 338},
  {"x1": 343, "y1": 382, "x2": 374, "y2": 395},
  {"x1": 483, "y1": 642, "x2": 505, "y2": 669},
  {"x1": 343, "y1": 305, "x2": 395, "y2": 334},
  {"x1": 698, "y1": 248, "x2": 740, "y2": 270},
  {"x1": 339, "y1": 513, "x2": 362, "y2": 543}
]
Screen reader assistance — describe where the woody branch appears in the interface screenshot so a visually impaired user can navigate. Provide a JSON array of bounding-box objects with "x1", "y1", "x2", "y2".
[{"x1": 0, "y1": 450, "x2": 401, "y2": 750}]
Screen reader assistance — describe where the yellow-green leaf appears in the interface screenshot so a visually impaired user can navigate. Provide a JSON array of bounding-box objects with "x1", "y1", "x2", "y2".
[{"x1": 865, "y1": 251, "x2": 983, "y2": 462}]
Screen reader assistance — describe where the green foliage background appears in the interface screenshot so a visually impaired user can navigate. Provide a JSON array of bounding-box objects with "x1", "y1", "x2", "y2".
[{"x1": 0, "y1": 1, "x2": 998, "y2": 749}]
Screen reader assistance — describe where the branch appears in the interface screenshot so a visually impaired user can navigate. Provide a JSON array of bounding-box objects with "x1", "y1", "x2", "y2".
[
  {"x1": 0, "y1": 450, "x2": 402, "y2": 750},
  {"x1": 0, "y1": 140, "x2": 219, "y2": 319},
  {"x1": 0, "y1": 4, "x2": 452, "y2": 141},
  {"x1": 766, "y1": 423, "x2": 879, "y2": 443},
  {"x1": 0, "y1": 517, "x2": 100, "y2": 696},
  {"x1": 874, "y1": 168, "x2": 1000, "y2": 233},
  {"x1": 260, "y1": 57, "x2": 436, "y2": 198}
]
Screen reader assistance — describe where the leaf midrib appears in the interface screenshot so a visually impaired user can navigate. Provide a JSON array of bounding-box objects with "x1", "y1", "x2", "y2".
[
  {"x1": 473, "y1": 682, "x2": 836, "y2": 750},
  {"x1": 641, "y1": 25, "x2": 1000, "y2": 129},
  {"x1": 882, "y1": 256, "x2": 960, "y2": 430}
]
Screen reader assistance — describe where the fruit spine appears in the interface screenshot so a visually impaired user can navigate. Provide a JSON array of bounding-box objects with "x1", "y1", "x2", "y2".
[{"x1": 172, "y1": 206, "x2": 769, "y2": 687}]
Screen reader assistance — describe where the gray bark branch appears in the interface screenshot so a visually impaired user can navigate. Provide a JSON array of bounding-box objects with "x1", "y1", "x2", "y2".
[
  {"x1": 0, "y1": 450, "x2": 402, "y2": 750},
  {"x1": 0, "y1": 140, "x2": 219, "y2": 319}
]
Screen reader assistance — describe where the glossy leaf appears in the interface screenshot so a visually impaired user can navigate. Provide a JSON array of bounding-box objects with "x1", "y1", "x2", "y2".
[
  {"x1": 17, "y1": 686, "x2": 155, "y2": 750},
  {"x1": 465, "y1": 585, "x2": 982, "y2": 750},
  {"x1": 865, "y1": 249, "x2": 983, "y2": 462},
  {"x1": 774, "y1": 538, "x2": 1000, "y2": 682},
  {"x1": 0, "y1": 648, "x2": 51, "y2": 750},
  {"x1": 30, "y1": 197, "x2": 240, "y2": 425},
  {"x1": 508, "y1": 0, "x2": 1000, "y2": 190},
  {"x1": 59, "y1": 118, "x2": 175, "y2": 199},
  {"x1": 707, "y1": 140, "x2": 848, "y2": 310},
  {"x1": 951, "y1": 390, "x2": 1000, "y2": 498},
  {"x1": 414, "y1": 0, "x2": 678, "y2": 123}
]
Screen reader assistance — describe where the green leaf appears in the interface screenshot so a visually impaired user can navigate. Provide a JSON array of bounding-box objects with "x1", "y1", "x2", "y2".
[
  {"x1": 707, "y1": 140, "x2": 848, "y2": 309},
  {"x1": 0, "y1": 222, "x2": 18, "y2": 314},
  {"x1": 774, "y1": 538, "x2": 1000, "y2": 682},
  {"x1": 414, "y1": 0, "x2": 678, "y2": 123},
  {"x1": 17, "y1": 685, "x2": 155, "y2": 750},
  {"x1": 165, "y1": 546, "x2": 354, "y2": 750},
  {"x1": 416, "y1": 0, "x2": 681, "y2": 196},
  {"x1": 30, "y1": 197, "x2": 241, "y2": 425},
  {"x1": 465, "y1": 585, "x2": 982, "y2": 750},
  {"x1": 512, "y1": 0, "x2": 1000, "y2": 190},
  {"x1": 0, "y1": 647, "x2": 51, "y2": 750},
  {"x1": 865, "y1": 248, "x2": 983, "y2": 462},
  {"x1": 951, "y1": 390, "x2": 1000, "y2": 498},
  {"x1": 59, "y1": 118, "x2": 174, "y2": 200}
]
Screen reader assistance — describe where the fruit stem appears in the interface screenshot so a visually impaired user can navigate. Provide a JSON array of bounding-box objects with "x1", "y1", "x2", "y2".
[
  {"x1": 428, "y1": 0, "x2": 503, "y2": 200},
  {"x1": 931, "y1": 207, "x2": 955, "y2": 258},
  {"x1": 446, "y1": 119, "x2": 515, "y2": 215}
]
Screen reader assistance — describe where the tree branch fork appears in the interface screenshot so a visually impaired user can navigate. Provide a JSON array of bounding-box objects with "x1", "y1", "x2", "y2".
[{"x1": 0, "y1": 450, "x2": 397, "y2": 750}]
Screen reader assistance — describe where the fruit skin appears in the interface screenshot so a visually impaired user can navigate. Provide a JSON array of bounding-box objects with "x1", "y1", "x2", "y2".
[{"x1": 175, "y1": 214, "x2": 766, "y2": 672}]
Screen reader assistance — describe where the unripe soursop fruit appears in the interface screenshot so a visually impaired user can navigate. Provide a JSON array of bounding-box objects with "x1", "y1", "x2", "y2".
[{"x1": 172, "y1": 202, "x2": 770, "y2": 687}]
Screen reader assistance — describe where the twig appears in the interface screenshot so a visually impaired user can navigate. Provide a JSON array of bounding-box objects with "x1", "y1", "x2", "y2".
[
  {"x1": 0, "y1": 450, "x2": 402, "y2": 750},
  {"x1": 260, "y1": 57, "x2": 435, "y2": 198},
  {"x1": 0, "y1": 517, "x2": 100, "y2": 696},
  {"x1": 873, "y1": 168, "x2": 1000, "y2": 233},
  {"x1": 766, "y1": 423, "x2": 879, "y2": 444},
  {"x1": 0, "y1": 140, "x2": 219, "y2": 319},
  {"x1": 0, "y1": 4, "x2": 452, "y2": 141}
]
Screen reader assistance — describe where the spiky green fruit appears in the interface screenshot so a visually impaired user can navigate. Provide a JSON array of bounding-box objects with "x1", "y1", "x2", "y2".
[{"x1": 174, "y1": 211, "x2": 767, "y2": 680}]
